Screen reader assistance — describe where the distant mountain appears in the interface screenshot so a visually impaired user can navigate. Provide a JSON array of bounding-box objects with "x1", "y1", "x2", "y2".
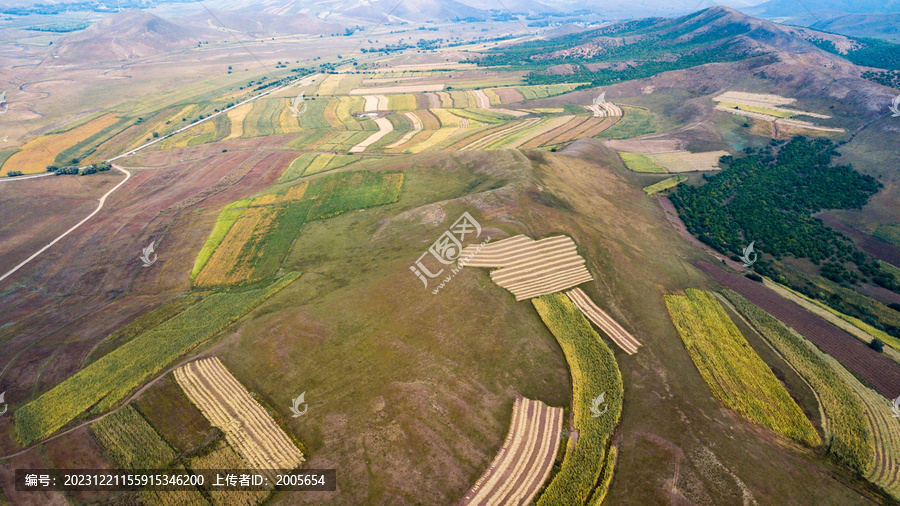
[
  {"x1": 56, "y1": 9, "x2": 219, "y2": 62},
  {"x1": 810, "y1": 14, "x2": 900, "y2": 42},
  {"x1": 183, "y1": 7, "x2": 344, "y2": 37},
  {"x1": 743, "y1": 0, "x2": 900, "y2": 40}
]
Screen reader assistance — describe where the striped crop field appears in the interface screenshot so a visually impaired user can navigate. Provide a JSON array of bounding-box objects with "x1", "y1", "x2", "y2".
[
  {"x1": 407, "y1": 109, "x2": 464, "y2": 154},
  {"x1": 721, "y1": 289, "x2": 873, "y2": 472},
  {"x1": 585, "y1": 102, "x2": 623, "y2": 118},
  {"x1": 386, "y1": 111, "x2": 424, "y2": 149},
  {"x1": 665, "y1": 289, "x2": 821, "y2": 446},
  {"x1": 89, "y1": 404, "x2": 177, "y2": 470},
  {"x1": 459, "y1": 234, "x2": 593, "y2": 301},
  {"x1": 225, "y1": 102, "x2": 253, "y2": 140},
  {"x1": 567, "y1": 288, "x2": 641, "y2": 354},
  {"x1": 2, "y1": 114, "x2": 119, "y2": 175},
  {"x1": 350, "y1": 117, "x2": 394, "y2": 153},
  {"x1": 174, "y1": 357, "x2": 305, "y2": 471},
  {"x1": 457, "y1": 118, "x2": 542, "y2": 151},
  {"x1": 460, "y1": 397, "x2": 563, "y2": 506},
  {"x1": 189, "y1": 440, "x2": 271, "y2": 505}
]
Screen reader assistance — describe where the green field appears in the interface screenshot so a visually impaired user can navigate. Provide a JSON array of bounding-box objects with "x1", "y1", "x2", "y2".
[
  {"x1": 721, "y1": 290, "x2": 872, "y2": 472},
  {"x1": 665, "y1": 289, "x2": 820, "y2": 446},
  {"x1": 532, "y1": 293, "x2": 623, "y2": 505},
  {"x1": 643, "y1": 175, "x2": 687, "y2": 195},
  {"x1": 14, "y1": 273, "x2": 300, "y2": 445},
  {"x1": 601, "y1": 106, "x2": 657, "y2": 139},
  {"x1": 620, "y1": 152, "x2": 667, "y2": 173},
  {"x1": 873, "y1": 224, "x2": 900, "y2": 247},
  {"x1": 89, "y1": 404, "x2": 176, "y2": 469},
  {"x1": 717, "y1": 102, "x2": 795, "y2": 118}
]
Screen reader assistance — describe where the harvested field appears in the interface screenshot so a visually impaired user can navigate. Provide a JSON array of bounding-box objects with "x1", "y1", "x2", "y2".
[
  {"x1": 386, "y1": 112, "x2": 423, "y2": 149},
  {"x1": 460, "y1": 397, "x2": 563, "y2": 506},
  {"x1": 2, "y1": 114, "x2": 119, "y2": 175},
  {"x1": 174, "y1": 357, "x2": 305, "y2": 471},
  {"x1": 820, "y1": 214, "x2": 900, "y2": 268},
  {"x1": 697, "y1": 261, "x2": 900, "y2": 398},
  {"x1": 512, "y1": 115, "x2": 578, "y2": 149},
  {"x1": 225, "y1": 102, "x2": 253, "y2": 140},
  {"x1": 648, "y1": 151, "x2": 727, "y2": 172},
  {"x1": 566, "y1": 288, "x2": 641, "y2": 354},
  {"x1": 492, "y1": 87, "x2": 525, "y2": 104},
  {"x1": 350, "y1": 117, "x2": 394, "y2": 153},
  {"x1": 408, "y1": 109, "x2": 463, "y2": 154},
  {"x1": 585, "y1": 102, "x2": 623, "y2": 118},
  {"x1": 459, "y1": 235, "x2": 593, "y2": 301},
  {"x1": 349, "y1": 84, "x2": 444, "y2": 95}
]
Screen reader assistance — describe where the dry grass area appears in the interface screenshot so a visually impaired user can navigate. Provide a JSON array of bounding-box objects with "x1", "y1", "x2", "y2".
[
  {"x1": 2, "y1": 114, "x2": 119, "y2": 175},
  {"x1": 566, "y1": 288, "x2": 641, "y2": 354},
  {"x1": 460, "y1": 234, "x2": 593, "y2": 301},
  {"x1": 174, "y1": 357, "x2": 305, "y2": 471},
  {"x1": 460, "y1": 397, "x2": 563, "y2": 506}
]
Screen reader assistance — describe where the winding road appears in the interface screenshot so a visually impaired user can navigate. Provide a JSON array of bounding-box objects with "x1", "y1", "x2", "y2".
[{"x1": 0, "y1": 73, "x2": 320, "y2": 285}]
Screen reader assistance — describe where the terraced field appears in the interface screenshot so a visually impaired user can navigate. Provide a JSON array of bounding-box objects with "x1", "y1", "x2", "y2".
[
  {"x1": 174, "y1": 357, "x2": 305, "y2": 471},
  {"x1": 459, "y1": 235, "x2": 593, "y2": 301},
  {"x1": 567, "y1": 288, "x2": 641, "y2": 354},
  {"x1": 460, "y1": 398, "x2": 563, "y2": 506}
]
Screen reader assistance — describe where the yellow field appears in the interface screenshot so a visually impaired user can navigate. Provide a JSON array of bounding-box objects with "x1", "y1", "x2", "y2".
[
  {"x1": 387, "y1": 94, "x2": 417, "y2": 111},
  {"x1": 161, "y1": 120, "x2": 215, "y2": 150},
  {"x1": 225, "y1": 103, "x2": 253, "y2": 140},
  {"x1": 278, "y1": 100, "x2": 304, "y2": 134},
  {"x1": 193, "y1": 206, "x2": 281, "y2": 287},
  {"x1": 665, "y1": 289, "x2": 821, "y2": 446},
  {"x1": 315, "y1": 74, "x2": 346, "y2": 96},
  {"x1": 2, "y1": 114, "x2": 119, "y2": 175},
  {"x1": 251, "y1": 181, "x2": 308, "y2": 207}
]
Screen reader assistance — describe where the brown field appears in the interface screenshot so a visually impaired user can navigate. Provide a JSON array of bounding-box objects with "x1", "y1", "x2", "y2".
[
  {"x1": 173, "y1": 357, "x2": 305, "y2": 471},
  {"x1": 193, "y1": 206, "x2": 281, "y2": 287},
  {"x1": 820, "y1": 214, "x2": 900, "y2": 268},
  {"x1": 460, "y1": 235, "x2": 593, "y2": 301},
  {"x1": 493, "y1": 87, "x2": 525, "y2": 104},
  {"x1": 2, "y1": 114, "x2": 119, "y2": 175},
  {"x1": 460, "y1": 397, "x2": 563, "y2": 505},
  {"x1": 567, "y1": 288, "x2": 641, "y2": 354},
  {"x1": 697, "y1": 261, "x2": 900, "y2": 398}
]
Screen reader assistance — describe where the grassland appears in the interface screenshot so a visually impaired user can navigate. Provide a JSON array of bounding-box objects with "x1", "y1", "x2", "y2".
[
  {"x1": 721, "y1": 290, "x2": 873, "y2": 472},
  {"x1": 89, "y1": 404, "x2": 176, "y2": 469},
  {"x1": 600, "y1": 106, "x2": 657, "y2": 140},
  {"x1": 643, "y1": 175, "x2": 687, "y2": 195},
  {"x1": 532, "y1": 293, "x2": 623, "y2": 505},
  {"x1": 1, "y1": 114, "x2": 119, "y2": 175},
  {"x1": 873, "y1": 224, "x2": 900, "y2": 247},
  {"x1": 194, "y1": 171, "x2": 403, "y2": 287},
  {"x1": 620, "y1": 152, "x2": 667, "y2": 173},
  {"x1": 665, "y1": 289, "x2": 820, "y2": 446},
  {"x1": 14, "y1": 273, "x2": 300, "y2": 445}
]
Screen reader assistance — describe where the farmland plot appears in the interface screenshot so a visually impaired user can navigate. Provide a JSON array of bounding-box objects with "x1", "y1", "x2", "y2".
[
  {"x1": 665, "y1": 289, "x2": 821, "y2": 446},
  {"x1": 643, "y1": 175, "x2": 687, "y2": 195},
  {"x1": 459, "y1": 235, "x2": 593, "y2": 301},
  {"x1": 2, "y1": 114, "x2": 119, "y2": 175},
  {"x1": 567, "y1": 288, "x2": 641, "y2": 354},
  {"x1": 89, "y1": 404, "x2": 176, "y2": 470},
  {"x1": 174, "y1": 357, "x2": 305, "y2": 471},
  {"x1": 460, "y1": 398, "x2": 563, "y2": 506}
]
